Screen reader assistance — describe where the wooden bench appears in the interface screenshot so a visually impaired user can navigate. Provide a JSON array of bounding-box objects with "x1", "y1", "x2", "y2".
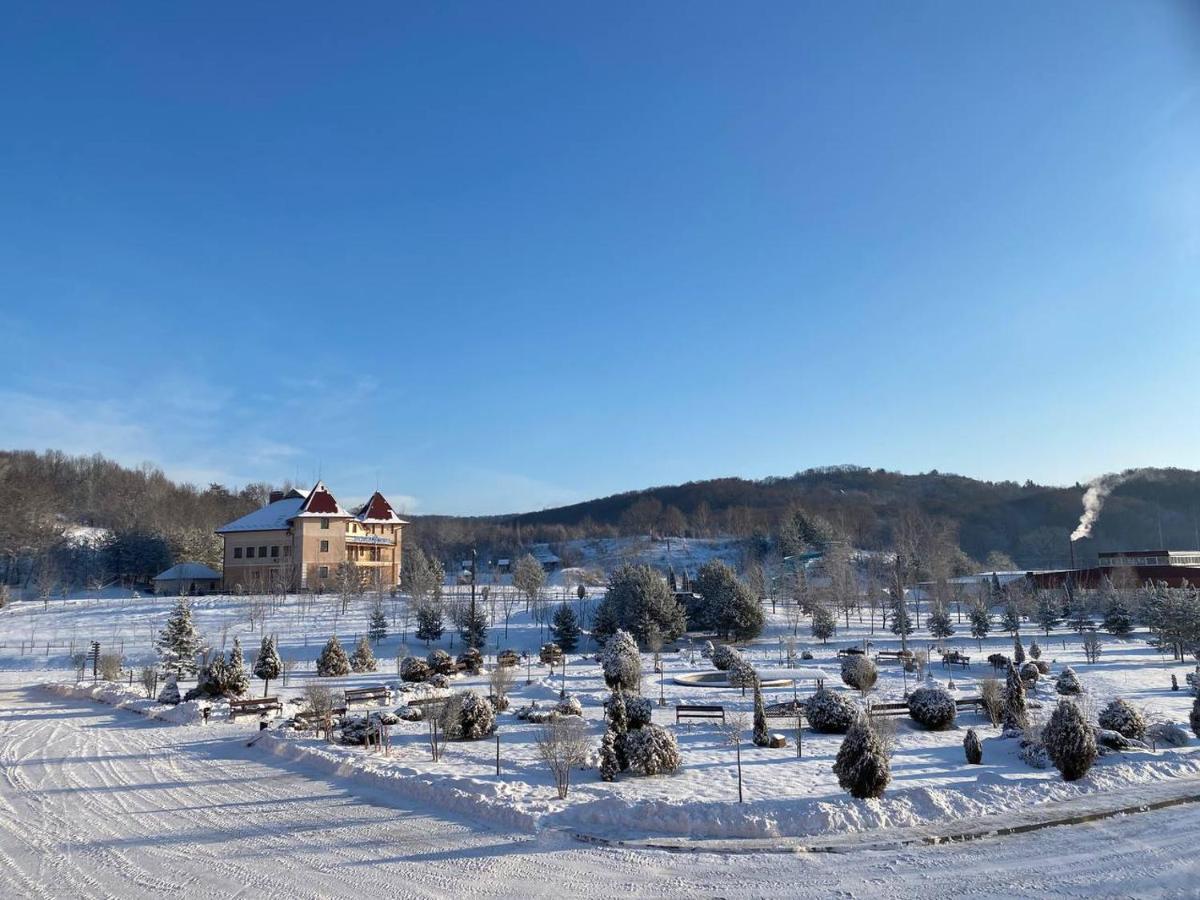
[
  {"x1": 345, "y1": 686, "x2": 391, "y2": 707},
  {"x1": 407, "y1": 695, "x2": 451, "y2": 710},
  {"x1": 229, "y1": 696, "x2": 283, "y2": 720},
  {"x1": 836, "y1": 647, "x2": 866, "y2": 658},
  {"x1": 764, "y1": 699, "x2": 805, "y2": 719},
  {"x1": 874, "y1": 651, "x2": 913, "y2": 665},
  {"x1": 676, "y1": 704, "x2": 725, "y2": 725},
  {"x1": 942, "y1": 652, "x2": 971, "y2": 669}
]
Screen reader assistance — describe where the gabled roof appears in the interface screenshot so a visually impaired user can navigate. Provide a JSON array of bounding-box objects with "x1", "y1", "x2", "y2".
[
  {"x1": 154, "y1": 562, "x2": 221, "y2": 581},
  {"x1": 295, "y1": 480, "x2": 350, "y2": 518},
  {"x1": 355, "y1": 491, "x2": 408, "y2": 524},
  {"x1": 216, "y1": 495, "x2": 306, "y2": 534}
]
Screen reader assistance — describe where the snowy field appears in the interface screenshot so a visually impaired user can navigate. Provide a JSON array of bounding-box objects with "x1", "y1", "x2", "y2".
[{"x1": 3, "y1": 585, "x2": 1200, "y2": 896}]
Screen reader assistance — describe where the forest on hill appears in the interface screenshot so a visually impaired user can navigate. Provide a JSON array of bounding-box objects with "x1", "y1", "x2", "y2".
[{"x1": 4, "y1": 449, "x2": 1200, "y2": 589}]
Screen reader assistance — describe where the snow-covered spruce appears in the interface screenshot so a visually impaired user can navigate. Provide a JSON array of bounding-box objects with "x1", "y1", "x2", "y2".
[
  {"x1": 157, "y1": 598, "x2": 202, "y2": 677},
  {"x1": 710, "y1": 644, "x2": 742, "y2": 672},
  {"x1": 1056, "y1": 667, "x2": 1083, "y2": 695},
  {"x1": 832, "y1": 716, "x2": 890, "y2": 799},
  {"x1": 728, "y1": 658, "x2": 758, "y2": 690},
  {"x1": 455, "y1": 691, "x2": 496, "y2": 740},
  {"x1": 752, "y1": 680, "x2": 769, "y2": 747},
  {"x1": 1044, "y1": 699, "x2": 1098, "y2": 781},
  {"x1": 426, "y1": 649, "x2": 455, "y2": 676},
  {"x1": 1029, "y1": 640, "x2": 1042, "y2": 660},
  {"x1": 605, "y1": 690, "x2": 651, "y2": 730},
  {"x1": 964, "y1": 728, "x2": 983, "y2": 764},
  {"x1": 1097, "y1": 698, "x2": 1147, "y2": 740},
  {"x1": 316, "y1": 636, "x2": 351, "y2": 677},
  {"x1": 349, "y1": 636, "x2": 377, "y2": 673},
  {"x1": 1019, "y1": 661, "x2": 1040, "y2": 686},
  {"x1": 1003, "y1": 663, "x2": 1028, "y2": 733},
  {"x1": 400, "y1": 656, "x2": 430, "y2": 682},
  {"x1": 598, "y1": 729, "x2": 620, "y2": 782},
  {"x1": 601, "y1": 629, "x2": 642, "y2": 692},
  {"x1": 157, "y1": 674, "x2": 181, "y2": 705},
  {"x1": 1192, "y1": 696, "x2": 1200, "y2": 739},
  {"x1": 840, "y1": 655, "x2": 878, "y2": 694},
  {"x1": 805, "y1": 688, "x2": 858, "y2": 734},
  {"x1": 908, "y1": 684, "x2": 956, "y2": 730},
  {"x1": 253, "y1": 635, "x2": 282, "y2": 693},
  {"x1": 623, "y1": 723, "x2": 681, "y2": 776}
]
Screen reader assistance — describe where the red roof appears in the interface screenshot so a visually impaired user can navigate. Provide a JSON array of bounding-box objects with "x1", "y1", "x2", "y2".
[
  {"x1": 297, "y1": 481, "x2": 348, "y2": 517},
  {"x1": 360, "y1": 491, "x2": 394, "y2": 520}
]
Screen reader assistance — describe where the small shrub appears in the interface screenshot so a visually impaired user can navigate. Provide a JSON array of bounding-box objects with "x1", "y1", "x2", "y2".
[
  {"x1": 1148, "y1": 722, "x2": 1189, "y2": 748},
  {"x1": 601, "y1": 630, "x2": 642, "y2": 691},
  {"x1": 349, "y1": 636, "x2": 377, "y2": 673},
  {"x1": 624, "y1": 723, "x2": 681, "y2": 775},
  {"x1": 978, "y1": 677, "x2": 1004, "y2": 727},
  {"x1": 1191, "y1": 696, "x2": 1200, "y2": 739},
  {"x1": 157, "y1": 675, "x2": 181, "y2": 705},
  {"x1": 1056, "y1": 667, "x2": 1083, "y2": 696},
  {"x1": 605, "y1": 691, "x2": 652, "y2": 729},
  {"x1": 428, "y1": 673, "x2": 450, "y2": 689},
  {"x1": 1044, "y1": 699, "x2": 1098, "y2": 781},
  {"x1": 840, "y1": 655, "x2": 879, "y2": 694},
  {"x1": 800, "y1": 650, "x2": 814, "y2": 661},
  {"x1": 456, "y1": 691, "x2": 497, "y2": 740},
  {"x1": 833, "y1": 717, "x2": 890, "y2": 799},
  {"x1": 1034, "y1": 660, "x2": 1050, "y2": 675},
  {"x1": 1098, "y1": 699, "x2": 1146, "y2": 740},
  {"x1": 599, "y1": 729, "x2": 620, "y2": 781},
  {"x1": 456, "y1": 647, "x2": 483, "y2": 675},
  {"x1": 908, "y1": 685, "x2": 957, "y2": 730},
  {"x1": 1019, "y1": 661, "x2": 1040, "y2": 686},
  {"x1": 426, "y1": 649, "x2": 455, "y2": 676},
  {"x1": 400, "y1": 657, "x2": 431, "y2": 682},
  {"x1": 964, "y1": 728, "x2": 983, "y2": 764},
  {"x1": 98, "y1": 653, "x2": 123, "y2": 682},
  {"x1": 556, "y1": 695, "x2": 584, "y2": 718},
  {"x1": 711, "y1": 644, "x2": 740, "y2": 672},
  {"x1": 806, "y1": 688, "x2": 858, "y2": 734},
  {"x1": 316, "y1": 636, "x2": 351, "y2": 677},
  {"x1": 700, "y1": 640, "x2": 715, "y2": 659}
]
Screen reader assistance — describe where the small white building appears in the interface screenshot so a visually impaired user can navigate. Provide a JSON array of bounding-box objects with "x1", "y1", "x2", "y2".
[{"x1": 153, "y1": 563, "x2": 222, "y2": 596}]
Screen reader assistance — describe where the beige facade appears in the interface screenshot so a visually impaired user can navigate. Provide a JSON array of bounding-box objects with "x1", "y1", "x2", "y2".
[{"x1": 216, "y1": 482, "x2": 405, "y2": 592}]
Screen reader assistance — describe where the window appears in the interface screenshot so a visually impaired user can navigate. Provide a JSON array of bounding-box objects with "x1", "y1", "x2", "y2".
[
  {"x1": 234, "y1": 547, "x2": 243, "y2": 559},
  {"x1": 271, "y1": 546, "x2": 279, "y2": 558},
  {"x1": 259, "y1": 546, "x2": 267, "y2": 558},
  {"x1": 320, "y1": 539, "x2": 329, "y2": 553},
  {"x1": 245, "y1": 547, "x2": 254, "y2": 559},
  {"x1": 318, "y1": 565, "x2": 329, "y2": 578},
  {"x1": 321, "y1": 518, "x2": 330, "y2": 530}
]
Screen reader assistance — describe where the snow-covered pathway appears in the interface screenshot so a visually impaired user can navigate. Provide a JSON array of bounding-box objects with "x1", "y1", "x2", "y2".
[{"x1": 1, "y1": 687, "x2": 1198, "y2": 898}]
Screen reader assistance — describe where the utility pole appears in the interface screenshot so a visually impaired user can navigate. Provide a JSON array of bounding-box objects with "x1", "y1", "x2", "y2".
[{"x1": 469, "y1": 548, "x2": 478, "y2": 649}]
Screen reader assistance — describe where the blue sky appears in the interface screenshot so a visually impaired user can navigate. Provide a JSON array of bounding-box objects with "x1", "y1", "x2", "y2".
[{"x1": 2, "y1": 3, "x2": 1198, "y2": 515}]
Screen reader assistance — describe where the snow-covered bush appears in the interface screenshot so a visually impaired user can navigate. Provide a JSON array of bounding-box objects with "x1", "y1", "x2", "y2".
[
  {"x1": 1044, "y1": 699, "x2": 1098, "y2": 781},
  {"x1": 601, "y1": 630, "x2": 642, "y2": 692},
  {"x1": 557, "y1": 695, "x2": 584, "y2": 718},
  {"x1": 623, "y1": 723, "x2": 681, "y2": 776},
  {"x1": 987, "y1": 653, "x2": 1011, "y2": 671},
  {"x1": 1056, "y1": 667, "x2": 1083, "y2": 695},
  {"x1": 908, "y1": 684, "x2": 956, "y2": 730},
  {"x1": 840, "y1": 655, "x2": 878, "y2": 694},
  {"x1": 316, "y1": 636, "x2": 351, "y2": 677},
  {"x1": 456, "y1": 691, "x2": 496, "y2": 740},
  {"x1": 157, "y1": 675, "x2": 181, "y2": 705},
  {"x1": 426, "y1": 649, "x2": 455, "y2": 676},
  {"x1": 456, "y1": 647, "x2": 483, "y2": 675},
  {"x1": 964, "y1": 728, "x2": 983, "y2": 764},
  {"x1": 487, "y1": 693, "x2": 510, "y2": 712},
  {"x1": 1029, "y1": 640, "x2": 1042, "y2": 660},
  {"x1": 1148, "y1": 722, "x2": 1189, "y2": 748},
  {"x1": 599, "y1": 729, "x2": 620, "y2": 781},
  {"x1": 710, "y1": 644, "x2": 740, "y2": 672},
  {"x1": 1034, "y1": 660, "x2": 1050, "y2": 675},
  {"x1": 400, "y1": 657, "x2": 430, "y2": 682},
  {"x1": 700, "y1": 640, "x2": 715, "y2": 659},
  {"x1": 515, "y1": 701, "x2": 558, "y2": 724},
  {"x1": 1003, "y1": 663, "x2": 1028, "y2": 733},
  {"x1": 1019, "y1": 661, "x2": 1040, "y2": 686},
  {"x1": 604, "y1": 691, "x2": 651, "y2": 730},
  {"x1": 800, "y1": 650, "x2": 814, "y2": 661},
  {"x1": 1098, "y1": 698, "x2": 1146, "y2": 740},
  {"x1": 833, "y1": 717, "x2": 890, "y2": 799},
  {"x1": 727, "y1": 657, "x2": 758, "y2": 689},
  {"x1": 396, "y1": 705, "x2": 424, "y2": 722},
  {"x1": 428, "y1": 673, "x2": 450, "y2": 689},
  {"x1": 806, "y1": 688, "x2": 858, "y2": 734},
  {"x1": 1191, "y1": 697, "x2": 1200, "y2": 739}
]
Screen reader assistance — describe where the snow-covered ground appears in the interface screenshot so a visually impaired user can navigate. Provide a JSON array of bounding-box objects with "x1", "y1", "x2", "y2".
[{"x1": 2, "y1": 586, "x2": 1200, "y2": 894}]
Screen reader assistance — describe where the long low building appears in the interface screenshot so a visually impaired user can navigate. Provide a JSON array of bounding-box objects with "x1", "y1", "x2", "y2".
[{"x1": 215, "y1": 481, "x2": 406, "y2": 592}]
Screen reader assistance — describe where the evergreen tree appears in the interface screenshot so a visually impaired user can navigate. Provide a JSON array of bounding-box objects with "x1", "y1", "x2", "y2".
[
  {"x1": 157, "y1": 674, "x2": 181, "y2": 705},
  {"x1": 810, "y1": 602, "x2": 837, "y2": 643},
  {"x1": 316, "y1": 635, "x2": 351, "y2": 677},
  {"x1": 415, "y1": 603, "x2": 444, "y2": 645},
  {"x1": 1044, "y1": 698, "x2": 1098, "y2": 781},
  {"x1": 253, "y1": 635, "x2": 282, "y2": 696},
  {"x1": 1029, "y1": 639, "x2": 1041, "y2": 660},
  {"x1": 594, "y1": 564, "x2": 687, "y2": 644},
  {"x1": 349, "y1": 635, "x2": 377, "y2": 673},
  {"x1": 599, "y1": 729, "x2": 620, "y2": 782},
  {"x1": 605, "y1": 689, "x2": 630, "y2": 771},
  {"x1": 601, "y1": 630, "x2": 642, "y2": 692},
  {"x1": 752, "y1": 680, "x2": 769, "y2": 747},
  {"x1": 459, "y1": 603, "x2": 488, "y2": 650},
  {"x1": 927, "y1": 603, "x2": 954, "y2": 640},
  {"x1": 551, "y1": 603, "x2": 581, "y2": 652},
  {"x1": 968, "y1": 602, "x2": 991, "y2": 650},
  {"x1": 1002, "y1": 602, "x2": 1022, "y2": 635},
  {"x1": 693, "y1": 561, "x2": 765, "y2": 641},
  {"x1": 157, "y1": 598, "x2": 202, "y2": 676},
  {"x1": 1068, "y1": 605, "x2": 1093, "y2": 634},
  {"x1": 889, "y1": 596, "x2": 914, "y2": 636},
  {"x1": 963, "y1": 728, "x2": 983, "y2": 764},
  {"x1": 1013, "y1": 634, "x2": 1026, "y2": 664},
  {"x1": 368, "y1": 598, "x2": 388, "y2": 644},
  {"x1": 1035, "y1": 594, "x2": 1062, "y2": 636},
  {"x1": 1191, "y1": 695, "x2": 1200, "y2": 739},
  {"x1": 1102, "y1": 600, "x2": 1134, "y2": 636},
  {"x1": 225, "y1": 637, "x2": 250, "y2": 697},
  {"x1": 1002, "y1": 662, "x2": 1028, "y2": 732}
]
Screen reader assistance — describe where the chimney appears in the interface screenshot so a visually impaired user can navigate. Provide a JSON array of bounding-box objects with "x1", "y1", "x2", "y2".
[{"x1": 268, "y1": 490, "x2": 284, "y2": 505}]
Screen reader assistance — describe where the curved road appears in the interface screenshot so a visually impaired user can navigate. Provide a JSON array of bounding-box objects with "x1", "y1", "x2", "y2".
[{"x1": 0, "y1": 687, "x2": 1194, "y2": 898}]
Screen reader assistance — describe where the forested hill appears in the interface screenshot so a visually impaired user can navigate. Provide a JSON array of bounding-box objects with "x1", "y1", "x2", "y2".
[{"x1": 415, "y1": 466, "x2": 1200, "y2": 571}]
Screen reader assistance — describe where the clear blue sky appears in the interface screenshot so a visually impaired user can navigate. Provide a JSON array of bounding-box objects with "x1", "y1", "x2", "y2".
[{"x1": 2, "y1": 3, "x2": 1198, "y2": 514}]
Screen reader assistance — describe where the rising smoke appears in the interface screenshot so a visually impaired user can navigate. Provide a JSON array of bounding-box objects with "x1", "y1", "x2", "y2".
[{"x1": 1070, "y1": 471, "x2": 1137, "y2": 542}]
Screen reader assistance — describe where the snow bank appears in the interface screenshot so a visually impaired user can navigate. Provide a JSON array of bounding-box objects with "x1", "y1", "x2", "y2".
[{"x1": 40, "y1": 681, "x2": 213, "y2": 725}]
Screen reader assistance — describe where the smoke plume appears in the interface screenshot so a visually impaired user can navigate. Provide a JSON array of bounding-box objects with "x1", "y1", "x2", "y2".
[{"x1": 1070, "y1": 472, "x2": 1133, "y2": 542}]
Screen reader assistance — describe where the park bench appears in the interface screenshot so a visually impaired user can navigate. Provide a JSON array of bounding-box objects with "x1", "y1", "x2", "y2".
[
  {"x1": 345, "y1": 686, "x2": 391, "y2": 707},
  {"x1": 764, "y1": 699, "x2": 806, "y2": 719},
  {"x1": 836, "y1": 647, "x2": 866, "y2": 658},
  {"x1": 875, "y1": 650, "x2": 913, "y2": 664},
  {"x1": 229, "y1": 696, "x2": 283, "y2": 720},
  {"x1": 676, "y1": 704, "x2": 725, "y2": 725},
  {"x1": 942, "y1": 652, "x2": 971, "y2": 669},
  {"x1": 407, "y1": 695, "x2": 451, "y2": 711}
]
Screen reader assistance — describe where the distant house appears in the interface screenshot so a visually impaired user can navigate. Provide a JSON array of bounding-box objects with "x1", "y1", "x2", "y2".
[
  {"x1": 531, "y1": 544, "x2": 561, "y2": 573},
  {"x1": 494, "y1": 558, "x2": 512, "y2": 574},
  {"x1": 153, "y1": 563, "x2": 221, "y2": 596}
]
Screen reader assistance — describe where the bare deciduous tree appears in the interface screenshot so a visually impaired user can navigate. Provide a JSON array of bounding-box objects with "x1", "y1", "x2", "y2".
[{"x1": 535, "y1": 715, "x2": 590, "y2": 799}]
